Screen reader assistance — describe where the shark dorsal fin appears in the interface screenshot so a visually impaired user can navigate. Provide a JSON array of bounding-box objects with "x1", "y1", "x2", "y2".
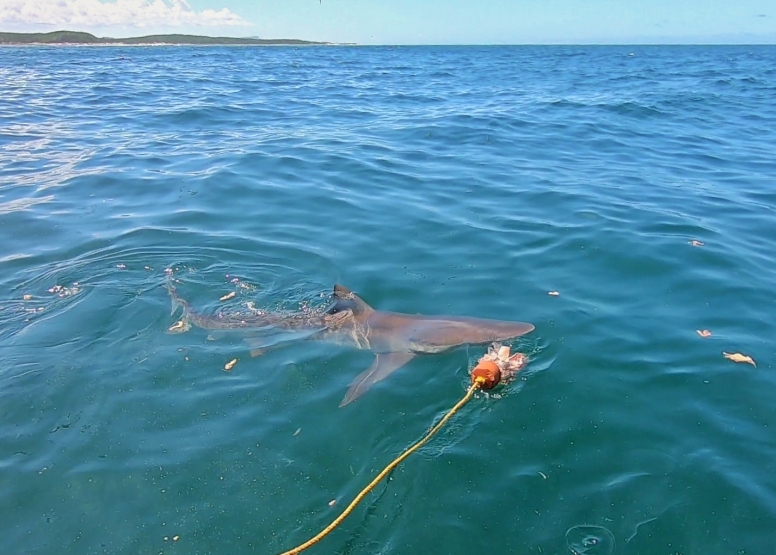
[
  {"x1": 331, "y1": 284, "x2": 374, "y2": 316},
  {"x1": 333, "y1": 284, "x2": 354, "y2": 298}
]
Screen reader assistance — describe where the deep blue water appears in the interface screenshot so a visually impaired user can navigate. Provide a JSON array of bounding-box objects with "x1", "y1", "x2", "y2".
[{"x1": 1, "y1": 45, "x2": 776, "y2": 554}]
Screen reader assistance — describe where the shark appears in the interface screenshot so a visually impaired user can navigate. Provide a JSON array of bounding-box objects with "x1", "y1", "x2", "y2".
[{"x1": 167, "y1": 281, "x2": 534, "y2": 406}]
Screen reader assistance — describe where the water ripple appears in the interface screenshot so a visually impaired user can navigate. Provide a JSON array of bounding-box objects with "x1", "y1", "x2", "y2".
[{"x1": 1, "y1": 44, "x2": 775, "y2": 555}]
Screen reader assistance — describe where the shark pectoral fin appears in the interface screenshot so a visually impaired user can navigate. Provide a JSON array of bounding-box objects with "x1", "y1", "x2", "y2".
[
  {"x1": 242, "y1": 336, "x2": 273, "y2": 358},
  {"x1": 339, "y1": 351, "x2": 416, "y2": 407}
]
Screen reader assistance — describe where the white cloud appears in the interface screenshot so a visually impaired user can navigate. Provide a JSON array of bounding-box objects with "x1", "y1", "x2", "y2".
[{"x1": 0, "y1": 0, "x2": 250, "y2": 29}]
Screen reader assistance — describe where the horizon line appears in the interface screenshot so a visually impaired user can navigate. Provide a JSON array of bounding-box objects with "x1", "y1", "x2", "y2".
[{"x1": 1, "y1": 29, "x2": 774, "y2": 47}]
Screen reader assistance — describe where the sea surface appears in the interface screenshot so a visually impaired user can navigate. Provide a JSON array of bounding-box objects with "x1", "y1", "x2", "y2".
[{"x1": 1, "y1": 45, "x2": 775, "y2": 555}]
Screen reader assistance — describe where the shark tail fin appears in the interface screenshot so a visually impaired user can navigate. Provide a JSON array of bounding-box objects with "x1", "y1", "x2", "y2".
[
  {"x1": 164, "y1": 277, "x2": 194, "y2": 333},
  {"x1": 165, "y1": 277, "x2": 190, "y2": 317},
  {"x1": 165, "y1": 278, "x2": 180, "y2": 315}
]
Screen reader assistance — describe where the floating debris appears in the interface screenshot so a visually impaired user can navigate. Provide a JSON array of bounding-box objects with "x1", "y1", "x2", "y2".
[
  {"x1": 696, "y1": 329, "x2": 712, "y2": 338},
  {"x1": 723, "y1": 352, "x2": 756, "y2": 367},
  {"x1": 168, "y1": 320, "x2": 190, "y2": 333},
  {"x1": 475, "y1": 343, "x2": 529, "y2": 386},
  {"x1": 224, "y1": 358, "x2": 238, "y2": 371},
  {"x1": 219, "y1": 291, "x2": 236, "y2": 301}
]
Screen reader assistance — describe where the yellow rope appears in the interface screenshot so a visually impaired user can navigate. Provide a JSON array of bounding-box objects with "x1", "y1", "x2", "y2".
[{"x1": 278, "y1": 378, "x2": 485, "y2": 555}]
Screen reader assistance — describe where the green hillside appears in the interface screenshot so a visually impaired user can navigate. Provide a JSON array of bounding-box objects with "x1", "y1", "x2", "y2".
[{"x1": 0, "y1": 30, "x2": 328, "y2": 46}]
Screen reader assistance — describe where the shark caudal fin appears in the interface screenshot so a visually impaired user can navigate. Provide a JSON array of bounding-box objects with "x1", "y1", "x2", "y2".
[
  {"x1": 164, "y1": 278, "x2": 194, "y2": 333},
  {"x1": 165, "y1": 278, "x2": 183, "y2": 316},
  {"x1": 339, "y1": 351, "x2": 416, "y2": 407}
]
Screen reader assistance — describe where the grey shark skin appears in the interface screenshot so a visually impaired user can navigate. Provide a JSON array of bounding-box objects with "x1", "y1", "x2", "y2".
[{"x1": 167, "y1": 282, "x2": 534, "y2": 406}]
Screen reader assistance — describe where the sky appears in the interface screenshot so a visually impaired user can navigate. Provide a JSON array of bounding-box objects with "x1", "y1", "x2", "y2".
[{"x1": 0, "y1": 0, "x2": 774, "y2": 44}]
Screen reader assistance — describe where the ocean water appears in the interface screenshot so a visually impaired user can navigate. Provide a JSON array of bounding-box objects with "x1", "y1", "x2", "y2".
[{"x1": 1, "y1": 44, "x2": 775, "y2": 554}]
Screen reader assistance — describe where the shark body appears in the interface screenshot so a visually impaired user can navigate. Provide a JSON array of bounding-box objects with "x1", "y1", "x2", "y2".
[{"x1": 167, "y1": 282, "x2": 534, "y2": 406}]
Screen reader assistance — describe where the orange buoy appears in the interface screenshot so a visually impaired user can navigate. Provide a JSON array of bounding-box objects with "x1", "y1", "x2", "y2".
[{"x1": 471, "y1": 359, "x2": 501, "y2": 390}]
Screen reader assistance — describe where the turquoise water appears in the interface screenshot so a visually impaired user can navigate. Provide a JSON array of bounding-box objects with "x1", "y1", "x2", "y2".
[{"x1": 2, "y1": 45, "x2": 776, "y2": 554}]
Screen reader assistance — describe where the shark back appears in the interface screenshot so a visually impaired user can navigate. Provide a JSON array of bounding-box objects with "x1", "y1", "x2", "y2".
[
  {"x1": 166, "y1": 279, "x2": 329, "y2": 333},
  {"x1": 365, "y1": 311, "x2": 534, "y2": 354}
]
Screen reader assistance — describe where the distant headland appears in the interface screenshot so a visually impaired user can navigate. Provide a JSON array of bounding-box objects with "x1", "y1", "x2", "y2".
[{"x1": 0, "y1": 30, "x2": 334, "y2": 46}]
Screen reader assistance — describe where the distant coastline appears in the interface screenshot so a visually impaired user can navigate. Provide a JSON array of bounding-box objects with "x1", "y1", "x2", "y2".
[{"x1": 0, "y1": 30, "x2": 335, "y2": 46}]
